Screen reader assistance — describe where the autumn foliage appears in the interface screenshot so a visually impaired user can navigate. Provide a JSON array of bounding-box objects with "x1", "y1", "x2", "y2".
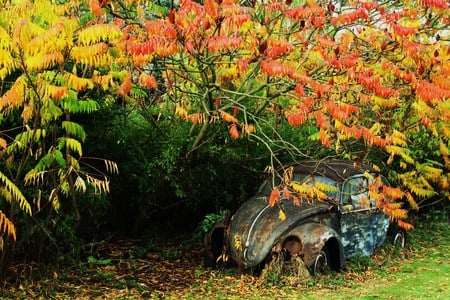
[
  {"x1": 111, "y1": 0, "x2": 449, "y2": 228},
  {"x1": 0, "y1": 0, "x2": 449, "y2": 258}
]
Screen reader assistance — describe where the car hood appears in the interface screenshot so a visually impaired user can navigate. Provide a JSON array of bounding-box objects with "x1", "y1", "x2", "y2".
[{"x1": 228, "y1": 194, "x2": 336, "y2": 268}]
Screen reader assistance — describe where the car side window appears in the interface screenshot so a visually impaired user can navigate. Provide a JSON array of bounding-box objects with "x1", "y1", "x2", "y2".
[
  {"x1": 302, "y1": 175, "x2": 339, "y2": 200},
  {"x1": 341, "y1": 175, "x2": 374, "y2": 209}
]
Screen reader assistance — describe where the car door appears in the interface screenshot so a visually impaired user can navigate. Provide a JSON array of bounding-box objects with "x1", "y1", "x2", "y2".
[{"x1": 339, "y1": 174, "x2": 390, "y2": 258}]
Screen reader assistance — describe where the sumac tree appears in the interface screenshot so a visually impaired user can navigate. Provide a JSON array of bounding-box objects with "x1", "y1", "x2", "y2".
[
  {"x1": 0, "y1": 0, "x2": 121, "y2": 272},
  {"x1": 113, "y1": 0, "x2": 449, "y2": 227}
]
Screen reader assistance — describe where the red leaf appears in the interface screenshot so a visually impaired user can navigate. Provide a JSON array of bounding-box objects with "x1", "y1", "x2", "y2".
[
  {"x1": 168, "y1": 9, "x2": 176, "y2": 24},
  {"x1": 287, "y1": 112, "x2": 305, "y2": 127},
  {"x1": 268, "y1": 188, "x2": 280, "y2": 207},
  {"x1": 283, "y1": 187, "x2": 291, "y2": 199}
]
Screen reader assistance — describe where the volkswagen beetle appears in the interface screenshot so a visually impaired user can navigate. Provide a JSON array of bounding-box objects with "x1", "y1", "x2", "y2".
[{"x1": 205, "y1": 160, "x2": 406, "y2": 274}]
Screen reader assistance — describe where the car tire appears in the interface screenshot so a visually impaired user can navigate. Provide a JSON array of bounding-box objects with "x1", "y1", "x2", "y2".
[
  {"x1": 387, "y1": 223, "x2": 407, "y2": 248},
  {"x1": 312, "y1": 247, "x2": 330, "y2": 275}
]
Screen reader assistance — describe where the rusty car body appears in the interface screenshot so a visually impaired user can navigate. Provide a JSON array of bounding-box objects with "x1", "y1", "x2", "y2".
[{"x1": 205, "y1": 160, "x2": 406, "y2": 274}]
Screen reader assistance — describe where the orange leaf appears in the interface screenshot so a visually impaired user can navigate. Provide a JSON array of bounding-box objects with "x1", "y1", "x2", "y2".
[
  {"x1": 397, "y1": 220, "x2": 414, "y2": 231},
  {"x1": 229, "y1": 124, "x2": 239, "y2": 139},
  {"x1": 383, "y1": 186, "x2": 404, "y2": 200},
  {"x1": 88, "y1": 0, "x2": 103, "y2": 16},
  {"x1": 268, "y1": 188, "x2": 280, "y2": 207},
  {"x1": 118, "y1": 74, "x2": 132, "y2": 96},
  {"x1": 204, "y1": 0, "x2": 218, "y2": 19},
  {"x1": 0, "y1": 138, "x2": 7, "y2": 149},
  {"x1": 138, "y1": 73, "x2": 157, "y2": 89},
  {"x1": 222, "y1": 111, "x2": 238, "y2": 123}
]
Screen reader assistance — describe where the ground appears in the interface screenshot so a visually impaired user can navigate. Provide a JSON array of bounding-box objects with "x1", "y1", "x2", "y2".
[{"x1": 0, "y1": 220, "x2": 449, "y2": 299}]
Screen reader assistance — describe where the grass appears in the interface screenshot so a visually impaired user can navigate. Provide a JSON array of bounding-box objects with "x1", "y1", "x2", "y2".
[{"x1": 0, "y1": 219, "x2": 448, "y2": 299}]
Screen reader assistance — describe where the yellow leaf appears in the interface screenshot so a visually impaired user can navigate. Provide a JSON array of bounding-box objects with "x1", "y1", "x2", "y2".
[
  {"x1": 405, "y1": 192, "x2": 419, "y2": 210},
  {"x1": 233, "y1": 235, "x2": 242, "y2": 251},
  {"x1": 279, "y1": 209, "x2": 286, "y2": 221},
  {"x1": 77, "y1": 24, "x2": 122, "y2": 46},
  {"x1": 314, "y1": 181, "x2": 338, "y2": 193}
]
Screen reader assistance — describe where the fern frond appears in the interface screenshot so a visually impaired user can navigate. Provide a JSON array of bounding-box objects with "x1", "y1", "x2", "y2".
[
  {"x1": 62, "y1": 121, "x2": 86, "y2": 142},
  {"x1": 0, "y1": 172, "x2": 31, "y2": 215},
  {"x1": 54, "y1": 149, "x2": 67, "y2": 167},
  {"x1": 0, "y1": 210, "x2": 16, "y2": 241}
]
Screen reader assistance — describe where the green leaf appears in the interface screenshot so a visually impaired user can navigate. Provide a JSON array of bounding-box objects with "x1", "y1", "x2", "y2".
[
  {"x1": 65, "y1": 137, "x2": 83, "y2": 156},
  {"x1": 62, "y1": 121, "x2": 86, "y2": 142},
  {"x1": 54, "y1": 149, "x2": 67, "y2": 167}
]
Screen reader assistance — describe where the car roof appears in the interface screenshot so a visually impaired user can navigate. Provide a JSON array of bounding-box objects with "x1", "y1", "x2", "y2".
[{"x1": 284, "y1": 159, "x2": 377, "y2": 183}]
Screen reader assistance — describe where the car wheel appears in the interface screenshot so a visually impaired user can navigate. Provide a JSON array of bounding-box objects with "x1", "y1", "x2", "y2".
[
  {"x1": 392, "y1": 230, "x2": 406, "y2": 248},
  {"x1": 387, "y1": 223, "x2": 407, "y2": 248},
  {"x1": 313, "y1": 247, "x2": 330, "y2": 275}
]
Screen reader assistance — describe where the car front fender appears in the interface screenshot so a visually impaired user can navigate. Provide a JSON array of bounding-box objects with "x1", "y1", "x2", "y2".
[{"x1": 279, "y1": 223, "x2": 345, "y2": 270}]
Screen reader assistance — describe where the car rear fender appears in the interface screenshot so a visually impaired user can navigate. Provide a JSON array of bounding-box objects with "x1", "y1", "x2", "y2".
[{"x1": 279, "y1": 223, "x2": 345, "y2": 270}]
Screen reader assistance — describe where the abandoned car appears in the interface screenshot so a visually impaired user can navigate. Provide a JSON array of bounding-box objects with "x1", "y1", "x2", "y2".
[{"x1": 205, "y1": 160, "x2": 407, "y2": 274}]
